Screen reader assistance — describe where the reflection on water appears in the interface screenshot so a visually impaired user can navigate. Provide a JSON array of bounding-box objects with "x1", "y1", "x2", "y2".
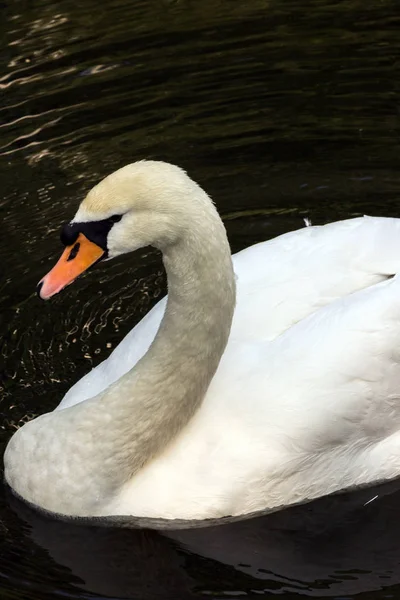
[
  {"x1": 3, "y1": 480, "x2": 400, "y2": 599},
  {"x1": 1, "y1": 0, "x2": 400, "y2": 598}
]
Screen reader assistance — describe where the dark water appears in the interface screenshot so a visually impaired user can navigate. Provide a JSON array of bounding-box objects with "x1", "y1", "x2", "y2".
[{"x1": 1, "y1": 0, "x2": 400, "y2": 598}]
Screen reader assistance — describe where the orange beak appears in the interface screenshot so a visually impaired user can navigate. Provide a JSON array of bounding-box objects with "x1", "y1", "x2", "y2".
[{"x1": 37, "y1": 233, "x2": 105, "y2": 300}]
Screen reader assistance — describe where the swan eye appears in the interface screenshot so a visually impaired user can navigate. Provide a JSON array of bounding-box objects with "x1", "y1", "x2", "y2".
[{"x1": 109, "y1": 214, "x2": 122, "y2": 223}]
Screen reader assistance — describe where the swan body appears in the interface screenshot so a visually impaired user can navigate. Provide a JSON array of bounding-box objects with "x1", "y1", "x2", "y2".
[{"x1": 5, "y1": 160, "x2": 400, "y2": 522}]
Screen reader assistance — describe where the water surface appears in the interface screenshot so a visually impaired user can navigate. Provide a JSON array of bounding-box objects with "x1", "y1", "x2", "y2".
[{"x1": 1, "y1": 1, "x2": 400, "y2": 598}]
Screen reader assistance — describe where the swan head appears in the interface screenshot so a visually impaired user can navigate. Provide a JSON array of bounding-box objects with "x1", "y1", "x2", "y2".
[{"x1": 37, "y1": 160, "x2": 206, "y2": 300}]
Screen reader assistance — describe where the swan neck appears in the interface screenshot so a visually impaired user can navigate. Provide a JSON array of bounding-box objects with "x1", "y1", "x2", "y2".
[{"x1": 91, "y1": 194, "x2": 236, "y2": 487}]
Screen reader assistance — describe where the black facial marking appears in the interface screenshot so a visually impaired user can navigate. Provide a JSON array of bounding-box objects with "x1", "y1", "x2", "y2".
[
  {"x1": 60, "y1": 225, "x2": 79, "y2": 247},
  {"x1": 60, "y1": 214, "x2": 122, "y2": 254},
  {"x1": 67, "y1": 242, "x2": 80, "y2": 262}
]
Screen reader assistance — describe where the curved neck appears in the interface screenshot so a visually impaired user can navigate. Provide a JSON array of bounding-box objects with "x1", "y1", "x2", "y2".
[{"x1": 78, "y1": 196, "x2": 236, "y2": 489}]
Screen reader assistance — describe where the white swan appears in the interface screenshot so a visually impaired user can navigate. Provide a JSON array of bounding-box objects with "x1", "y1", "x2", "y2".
[{"x1": 5, "y1": 160, "x2": 400, "y2": 523}]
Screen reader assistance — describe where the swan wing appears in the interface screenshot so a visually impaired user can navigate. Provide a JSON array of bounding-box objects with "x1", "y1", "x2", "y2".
[{"x1": 108, "y1": 271, "x2": 400, "y2": 519}]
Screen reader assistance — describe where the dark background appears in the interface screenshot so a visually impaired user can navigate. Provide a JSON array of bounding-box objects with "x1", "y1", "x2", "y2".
[{"x1": 1, "y1": 1, "x2": 400, "y2": 598}]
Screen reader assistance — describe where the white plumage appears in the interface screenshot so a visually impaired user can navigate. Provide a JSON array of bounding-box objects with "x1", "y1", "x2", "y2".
[{"x1": 5, "y1": 161, "x2": 400, "y2": 522}]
